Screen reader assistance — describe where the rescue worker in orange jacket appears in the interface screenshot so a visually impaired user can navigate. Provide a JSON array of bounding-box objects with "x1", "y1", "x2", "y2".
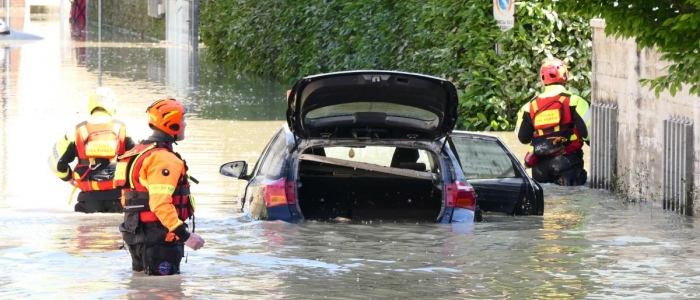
[
  {"x1": 48, "y1": 87, "x2": 136, "y2": 213},
  {"x1": 515, "y1": 58, "x2": 591, "y2": 186},
  {"x1": 117, "y1": 98, "x2": 204, "y2": 275}
]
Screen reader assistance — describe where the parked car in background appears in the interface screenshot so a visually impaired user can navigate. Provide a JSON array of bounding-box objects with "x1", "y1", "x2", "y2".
[{"x1": 220, "y1": 70, "x2": 543, "y2": 223}]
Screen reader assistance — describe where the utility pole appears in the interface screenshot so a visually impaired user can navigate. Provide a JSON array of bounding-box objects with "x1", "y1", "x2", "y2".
[{"x1": 5, "y1": 0, "x2": 9, "y2": 27}]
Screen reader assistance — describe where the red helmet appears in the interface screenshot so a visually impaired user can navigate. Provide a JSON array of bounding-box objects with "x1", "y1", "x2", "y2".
[
  {"x1": 540, "y1": 58, "x2": 569, "y2": 85},
  {"x1": 146, "y1": 98, "x2": 187, "y2": 136}
]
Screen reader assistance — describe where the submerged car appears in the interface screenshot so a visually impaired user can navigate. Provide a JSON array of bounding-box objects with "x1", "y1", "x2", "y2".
[{"x1": 220, "y1": 70, "x2": 543, "y2": 223}]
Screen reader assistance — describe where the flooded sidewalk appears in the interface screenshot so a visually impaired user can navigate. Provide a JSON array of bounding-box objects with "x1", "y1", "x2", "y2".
[{"x1": 0, "y1": 16, "x2": 699, "y2": 300}]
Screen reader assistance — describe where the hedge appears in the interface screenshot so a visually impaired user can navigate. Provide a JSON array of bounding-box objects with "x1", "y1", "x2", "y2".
[{"x1": 199, "y1": 0, "x2": 591, "y2": 131}]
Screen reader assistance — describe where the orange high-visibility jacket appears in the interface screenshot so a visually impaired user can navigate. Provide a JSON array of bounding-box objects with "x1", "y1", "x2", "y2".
[{"x1": 116, "y1": 142, "x2": 194, "y2": 241}]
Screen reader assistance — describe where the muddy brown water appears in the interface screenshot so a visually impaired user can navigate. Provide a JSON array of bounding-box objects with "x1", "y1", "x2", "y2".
[{"x1": 1, "y1": 17, "x2": 699, "y2": 300}]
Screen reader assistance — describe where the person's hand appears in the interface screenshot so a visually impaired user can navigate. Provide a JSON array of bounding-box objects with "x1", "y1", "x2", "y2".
[{"x1": 184, "y1": 232, "x2": 205, "y2": 250}]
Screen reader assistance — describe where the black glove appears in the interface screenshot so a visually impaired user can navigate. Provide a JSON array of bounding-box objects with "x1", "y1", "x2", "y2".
[{"x1": 59, "y1": 166, "x2": 73, "y2": 182}]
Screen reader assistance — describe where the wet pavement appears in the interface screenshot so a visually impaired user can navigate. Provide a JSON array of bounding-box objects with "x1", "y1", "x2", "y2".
[{"x1": 1, "y1": 16, "x2": 699, "y2": 300}]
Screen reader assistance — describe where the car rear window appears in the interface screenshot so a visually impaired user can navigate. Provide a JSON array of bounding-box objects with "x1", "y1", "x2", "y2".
[
  {"x1": 322, "y1": 146, "x2": 432, "y2": 169},
  {"x1": 306, "y1": 102, "x2": 438, "y2": 121},
  {"x1": 451, "y1": 138, "x2": 516, "y2": 179}
]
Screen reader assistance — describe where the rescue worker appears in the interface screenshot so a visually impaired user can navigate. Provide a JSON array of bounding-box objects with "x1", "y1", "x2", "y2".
[
  {"x1": 515, "y1": 58, "x2": 591, "y2": 186},
  {"x1": 48, "y1": 87, "x2": 136, "y2": 213},
  {"x1": 116, "y1": 98, "x2": 204, "y2": 275}
]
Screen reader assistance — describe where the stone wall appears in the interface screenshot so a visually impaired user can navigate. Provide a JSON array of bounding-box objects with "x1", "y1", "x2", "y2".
[
  {"x1": 86, "y1": 0, "x2": 165, "y2": 40},
  {"x1": 590, "y1": 19, "x2": 700, "y2": 212}
]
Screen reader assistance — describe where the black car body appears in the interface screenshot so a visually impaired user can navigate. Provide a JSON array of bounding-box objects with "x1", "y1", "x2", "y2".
[{"x1": 220, "y1": 71, "x2": 543, "y2": 223}]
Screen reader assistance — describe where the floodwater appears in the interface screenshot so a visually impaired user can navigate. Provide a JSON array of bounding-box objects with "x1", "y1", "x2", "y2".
[{"x1": 1, "y1": 16, "x2": 700, "y2": 300}]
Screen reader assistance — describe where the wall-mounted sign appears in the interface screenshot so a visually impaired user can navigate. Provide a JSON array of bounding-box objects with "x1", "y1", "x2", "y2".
[{"x1": 493, "y1": 0, "x2": 514, "y2": 31}]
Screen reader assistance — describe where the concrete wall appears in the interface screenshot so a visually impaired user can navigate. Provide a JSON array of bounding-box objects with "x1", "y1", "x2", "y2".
[{"x1": 590, "y1": 19, "x2": 700, "y2": 210}]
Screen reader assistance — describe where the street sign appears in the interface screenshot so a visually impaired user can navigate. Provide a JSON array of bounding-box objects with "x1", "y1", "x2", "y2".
[{"x1": 493, "y1": 0, "x2": 515, "y2": 31}]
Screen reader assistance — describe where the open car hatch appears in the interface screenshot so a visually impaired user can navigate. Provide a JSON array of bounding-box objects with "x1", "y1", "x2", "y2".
[{"x1": 286, "y1": 70, "x2": 459, "y2": 141}]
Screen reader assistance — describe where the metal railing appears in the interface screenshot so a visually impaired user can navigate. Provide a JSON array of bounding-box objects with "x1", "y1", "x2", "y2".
[
  {"x1": 590, "y1": 103, "x2": 618, "y2": 190},
  {"x1": 663, "y1": 117, "x2": 694, "y2": 215}
]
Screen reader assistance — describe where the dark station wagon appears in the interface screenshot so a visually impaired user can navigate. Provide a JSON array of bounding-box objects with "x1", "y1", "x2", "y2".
[{"x1": 220, "y1": 70, "x2": 543, "y2": 223}]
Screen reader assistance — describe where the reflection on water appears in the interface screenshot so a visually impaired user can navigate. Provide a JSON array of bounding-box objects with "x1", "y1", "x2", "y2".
[
  {"x1": 0, "y1": 16, "x2": 699, "y2": 300},
  {"x1": 78, "y1": 24, "x2": 289, "y2": 121}
]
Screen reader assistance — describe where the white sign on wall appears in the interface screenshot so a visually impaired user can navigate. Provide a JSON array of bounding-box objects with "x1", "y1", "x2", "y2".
[{"x1": 493, "y1": 0, "x2": 515, "y2": 31}]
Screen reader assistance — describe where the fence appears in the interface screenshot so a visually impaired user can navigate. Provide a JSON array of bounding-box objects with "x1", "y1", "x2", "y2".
[
  {"x1": 663, "y1": 117, "x2": 694, "y2": 215},
  {"x1": 590, "y1": 103, "x2": 618, "y2": 190}
]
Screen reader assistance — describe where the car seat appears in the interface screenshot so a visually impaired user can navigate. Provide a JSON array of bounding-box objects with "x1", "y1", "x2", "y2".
[
  {"x1": 303, "y1": 147, "x2": 326, "y2": 157},
  {"x1": 390, "y1": 148, "x2": 426, "y2": 171}
]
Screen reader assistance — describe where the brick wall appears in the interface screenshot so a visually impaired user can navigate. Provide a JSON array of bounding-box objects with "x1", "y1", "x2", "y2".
[{"x1": 591, "y1": 19, "x2": 700, "y2": 212}]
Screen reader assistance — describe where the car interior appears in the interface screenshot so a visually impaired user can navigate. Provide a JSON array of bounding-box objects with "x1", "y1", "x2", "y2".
[{"x1": 296, "y1": 146, "x2": 443, "y2": 222}]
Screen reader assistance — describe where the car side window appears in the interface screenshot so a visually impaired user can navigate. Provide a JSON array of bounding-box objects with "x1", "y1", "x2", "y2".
[
  {"x1": 250, "y1": 129, "x2": 282, "y2": 178},
  {"x1": 257, "y1": 130, "x2": 289, "y2": 179},
  {"x1": 450, "y1": 136, "x2": 517, "y2": 179}
]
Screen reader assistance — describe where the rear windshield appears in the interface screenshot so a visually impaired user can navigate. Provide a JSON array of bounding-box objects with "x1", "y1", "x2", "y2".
[
  {"x1": 305, "y1": 146, "x2": 434, "y2": 171},
  {"x1": 306, "y1": 102, "x2": 438, "y2": 121},
  {"x1": 451, "y1": 137, "x2": 516, "y2": 179}
]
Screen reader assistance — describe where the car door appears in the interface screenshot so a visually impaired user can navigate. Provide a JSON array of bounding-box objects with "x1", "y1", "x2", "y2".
[{"x1": 448, "y1": 131, "x2": 543, "y2": 215}]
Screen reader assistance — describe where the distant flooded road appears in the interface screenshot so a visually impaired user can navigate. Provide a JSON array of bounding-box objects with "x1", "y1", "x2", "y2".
[{"x1": 1, "y1": 17, "x2": 699, "y2": 300}]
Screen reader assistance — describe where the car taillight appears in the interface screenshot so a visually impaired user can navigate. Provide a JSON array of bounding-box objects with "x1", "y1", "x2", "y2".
[
  {"x1": 263, "y1": 178, "x2": 296, "y2": 207},
  {"x1": 445, "y1": 181, "x2": 476, "y2": 211},
  {"x1": 285, "y1": 180, "x2": 296, "y2": 204}
]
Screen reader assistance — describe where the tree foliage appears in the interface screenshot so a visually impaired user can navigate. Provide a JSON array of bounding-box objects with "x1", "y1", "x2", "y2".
[
  {"x1": 547, "y1": 0, "x2": 700, "y2": 97},
  {"x1": 199, "y1": 0, "x2": 592, "y2": 131}
]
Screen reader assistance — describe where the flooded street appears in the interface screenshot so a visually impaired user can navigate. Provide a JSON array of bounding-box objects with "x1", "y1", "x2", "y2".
[{"x1": 1, "y1": 17, "x2": 700, "y2": 300}]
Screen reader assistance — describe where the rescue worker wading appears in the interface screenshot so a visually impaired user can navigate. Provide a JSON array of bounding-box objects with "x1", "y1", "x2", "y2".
[
  {"x1": 515, "y1": 58, "x2": 591, "y2": 186},
  {"x1": 48, "y1": 87, "x2": 136, "y2": 213},
  {"x1": 117, "y1": 98, "x2": 204, "y2": 276}
]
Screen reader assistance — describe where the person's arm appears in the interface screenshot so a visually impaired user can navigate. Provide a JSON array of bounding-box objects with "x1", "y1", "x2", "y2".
[
  {"x1": 142, "y1": 151, "x2": 205, "y2": 250},
  {"x1": 517, "y1": 112, "x2": 535, "y2": 144},
  {"x1": 141, "y1": 151, "x2": 190, "y2": 241},
  {"x1": 570, "y1": 95, "x2": 591, "y2": 142},
  {"x1": 48, "y1": 131, "x2": 77, "y2": 181}
]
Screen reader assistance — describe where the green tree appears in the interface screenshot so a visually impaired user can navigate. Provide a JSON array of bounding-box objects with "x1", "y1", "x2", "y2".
[{"x1": 547, "y1": 0, "x2": 700, "y2": 97}]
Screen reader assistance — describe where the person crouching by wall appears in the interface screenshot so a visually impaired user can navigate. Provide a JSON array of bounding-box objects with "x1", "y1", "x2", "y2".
[{"x1": 515, "y1": 58, "x2": 591, "y2": 186}]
